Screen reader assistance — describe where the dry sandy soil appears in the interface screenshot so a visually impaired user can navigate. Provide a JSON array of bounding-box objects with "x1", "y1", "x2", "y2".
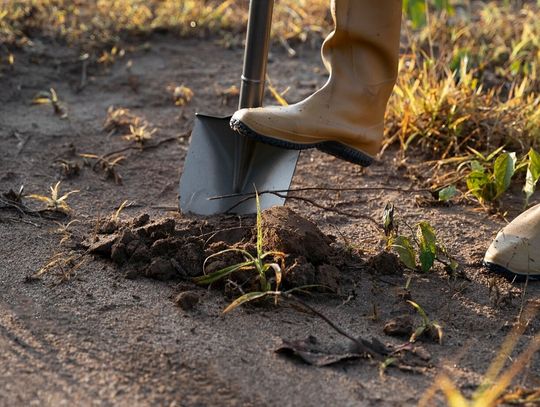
[{"x1": 1, "y1": 34, "x2": 539, "y2": 406}]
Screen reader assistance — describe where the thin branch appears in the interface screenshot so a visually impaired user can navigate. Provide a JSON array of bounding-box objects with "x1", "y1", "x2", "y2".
[
  {"x1": 0, "y1": 197, "x2": 29, "y2": 216},
  {"x1": 223, "y1": 191, "x2": 380, "y2": 227},
  {"x1": 101, "y1": 134, "x2": 187, "y2": 160},
  {"x1": 282, "y1": 193, "x2": 380, "y2": 227},
  {"x1": 1, "y1": 216, "x2": 41, "y2": 227},
  {"x1": 210, "y1": 186, "x2": 432, "y2": 201},
  {"x1": 282, "y1": 293, "x2": 385, "y2": 358},
  {"x1": 0, "y1": 197, "x2": 43, "y2": 218}
]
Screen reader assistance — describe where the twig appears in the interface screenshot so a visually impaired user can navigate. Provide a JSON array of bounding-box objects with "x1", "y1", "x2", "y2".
[
  {"x1": 281, "y1": 293, "x2": 385, "y2": 358},
  {"x1": 1, "y1": 216, "x2": 41, "y2": 227},
  {"x1": 0, "y1": 197, "x2": 41, "y2": 217},
  {"x1": 14, "y1": 131, "x2": 31, "y2": 156},
  {"x1": 101, "y1": 135, "x2": 186, "y2": 160},
  {"x1": 201, "y1": 225, "x2": 252, "y2": 247},
  {"x1": 0, "y1": 197, "x2": 27, "y2": 216},
  {"x1": 224, "y1": 191, "x2": 380, "y2": 227},
  {"x1": 149, "y1": 205, "x2": 179, "y2": 211},
  {"x1": 283, "y1": 193, "x2": 380, "y2": 227},
  {"x1": 0, "y1": 198, "x2": 67, "y2": 220},
  {"x1": 77, "y1": 55, "x2": 89, "y2": 93},
  {"x1": 210, "y1": 186, "x2": 431, "y2": 201}
]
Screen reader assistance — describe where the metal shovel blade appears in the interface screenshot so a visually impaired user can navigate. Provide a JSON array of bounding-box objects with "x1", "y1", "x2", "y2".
[{"x1": 179, "y1": 114, "x2": 299, "y2": 215}]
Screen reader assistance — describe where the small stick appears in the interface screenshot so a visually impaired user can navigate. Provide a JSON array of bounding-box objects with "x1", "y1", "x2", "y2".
[
  {"x1": 0, "y1": 197, "x2": 39, "y2": 217},
  {"x1": 210, "y1": 186, "x2": 432, "y2": 201},
  {"x1": 101, "y1": 135, "x2": 186, "y2": 159},
  {"x1": 77, "y1": 57, "x2": 89, "y2": 93},
  {"x1": 1, "y1": 216, "x2": 41, "y2": 227},
  {"x1": 223, "y1": 191, "x2": 380, "y2": 227},
  {"x1": 14, "y1": 131, "x2": 31, "y2": 156},
  {"x1": 281, "y1": 293, "x2": 384, "y2": 358},
  {"x1": 279, "y1": 193, "x2": 380, "y2": 227}
]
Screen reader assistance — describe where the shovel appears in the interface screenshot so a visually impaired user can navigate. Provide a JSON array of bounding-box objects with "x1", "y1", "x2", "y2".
[{"x1": 179, "y1": 0, "x2": 299, "y2": 216}]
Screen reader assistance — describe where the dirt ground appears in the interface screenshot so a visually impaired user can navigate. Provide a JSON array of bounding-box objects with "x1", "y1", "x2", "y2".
[{"x1": 1, "y1": 34, "x2": 539, "y2": 406}]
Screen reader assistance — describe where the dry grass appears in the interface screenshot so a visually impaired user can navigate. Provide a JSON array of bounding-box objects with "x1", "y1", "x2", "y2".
[
  {"x1": 383, "y1": 2, "x2": 540, "y2": 196},
  {"x1": 386, "y1": 3, "x2": 540, "y2": 158},
  {"x1": 0, "y1": 0, "x2": 330, "y2": 49}
]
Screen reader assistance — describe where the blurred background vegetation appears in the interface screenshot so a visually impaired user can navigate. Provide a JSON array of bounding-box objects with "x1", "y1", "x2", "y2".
[{"x1": 1, "y1": 0, "x2": 539, "y2": 202}]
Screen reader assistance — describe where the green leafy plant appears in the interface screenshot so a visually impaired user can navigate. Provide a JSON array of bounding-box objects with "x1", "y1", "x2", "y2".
[
  {"x1": 403, "y1": 0, "x2": 454, "y2": 29},
  {"x1": 523, "y1": 148, "x2": 540, "y2": 206},
  {"x1": 384, "y1": 204, "x2": 457, "y2": 273},
  {"x1": 408, "y1": 300, "x2": 443, "y2": 344},
  {"x1": 451, "y1": 147, "x2": 540, "y2": 206},
  {"x1": 437, "y1": 185, "x2": 458, "y2": 202},
  {"x1": 194, "y1": 192, "x2": 287, "y2": 313},
  {"x1": 464, "y1": 147, "x2": 517, "y2": 204}
]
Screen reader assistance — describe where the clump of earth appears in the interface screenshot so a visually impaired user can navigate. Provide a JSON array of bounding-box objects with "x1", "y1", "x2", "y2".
[{"x1": 83, "y1": 207, "x2": 353, "y2": 293}]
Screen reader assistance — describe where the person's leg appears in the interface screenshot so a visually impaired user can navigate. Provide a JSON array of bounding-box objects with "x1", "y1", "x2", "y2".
[
  {"x1": 484, "y1": 204, "x2": 540, "y2": 281},
  {"x1": 230, "y1": 0, "x2": 402, "y2": 166}
]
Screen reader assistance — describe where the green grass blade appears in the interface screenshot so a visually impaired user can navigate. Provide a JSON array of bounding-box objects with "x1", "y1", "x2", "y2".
[
  {"x1": 407, "y1": 300, "x2": 429, "y2": 323},
  {"x1": 524, "y1": 148, "x2": 540, "y2": 206},
  {"x1": 202, "y1": 248, "x2": 255, "y2": 270},
  {"x1": 486, "y1": 145, "x2": 506, "y2": 162},
  {"x1": 194, "y1": 260, "x2": 253, "y2": 285},
  {"x1": 255, "y1": 189, "x2": 263, "y2": 259}
]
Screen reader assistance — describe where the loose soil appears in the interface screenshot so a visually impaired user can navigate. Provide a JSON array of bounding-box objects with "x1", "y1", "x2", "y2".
[{"x1": 1, "y1": 34, "x2": 539, "y2": 406}]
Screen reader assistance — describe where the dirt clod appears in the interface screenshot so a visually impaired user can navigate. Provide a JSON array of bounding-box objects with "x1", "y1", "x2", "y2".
[
  {"x1": 174, "y1": 291, "x2": 200, "y2": 311},
  {"x1": 98, "y1": 219, "x2": 120, "y2": 234},
  {"x1": 284, "y1": 257, "x2": 316, "y2": 287},
  {"x1": 367, "y1": 252, "x2": 404, "y2": 275},
  {"x1": 383, "y1": 315, "x2": 414, "y2": 337},
  {"x1": 85, "y1": 215, "x2": 205, "y2": 281}
]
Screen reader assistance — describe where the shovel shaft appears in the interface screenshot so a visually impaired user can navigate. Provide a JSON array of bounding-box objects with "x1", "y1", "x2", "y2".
[
  {"x1": 239, "y1": 0, "x2": 274, "y2": 109},
  {"x1": 233, "y1": 0, "x2": 274, "y2": 192}
]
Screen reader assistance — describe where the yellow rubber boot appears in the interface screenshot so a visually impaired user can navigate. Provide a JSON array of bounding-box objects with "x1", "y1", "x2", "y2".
[
  {"x1": 230, "y1": 0, "x2": 402, "y2": 166},
  {"x1": 484, "y1": 204, "x2": 540, "y2": 280}
]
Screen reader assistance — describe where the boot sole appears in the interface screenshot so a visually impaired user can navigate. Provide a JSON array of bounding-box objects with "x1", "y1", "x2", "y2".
[
  {"x1": 483, "y1": 261, "x2": 540, "y2": 282},
  {"x1": 230, "y1": 118, "x2": 373, "y2": 167}
]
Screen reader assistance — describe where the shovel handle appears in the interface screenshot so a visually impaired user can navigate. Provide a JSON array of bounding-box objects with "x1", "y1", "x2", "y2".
[
  {"x1": 233, "y1": 0, "x2": 274, "y2": 193},
  {"x1": 238, "y1": 0, "x2": 274, "y2": 109}
]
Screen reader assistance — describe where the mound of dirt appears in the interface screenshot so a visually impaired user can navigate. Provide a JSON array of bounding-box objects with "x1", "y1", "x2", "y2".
[
  {"x1": 261, "y1": 207, "x2": 343, "y2": 292},
  {"x1": 261, "y1": 207, "x2": 334, "y2": 264},
  {"x1": 84, "y1": 207, "x2": 349, "y2": 293}
]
